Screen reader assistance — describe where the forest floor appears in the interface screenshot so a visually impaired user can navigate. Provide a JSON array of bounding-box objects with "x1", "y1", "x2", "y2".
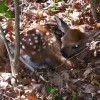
[{"x1": 0, "y1": 0, "x2": 100, "y2": 100}]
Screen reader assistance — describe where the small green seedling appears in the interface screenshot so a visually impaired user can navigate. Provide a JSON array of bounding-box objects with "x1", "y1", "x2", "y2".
[
  {"x1": 0, "y1": 0, "x2": 12, "y2": 18},
  {"x1": 72, "y1": 91, "x2": 76, "y2": 100}
]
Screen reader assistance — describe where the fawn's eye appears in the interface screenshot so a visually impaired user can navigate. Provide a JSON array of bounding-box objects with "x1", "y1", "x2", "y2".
[{"x1": 72, "y1": 44, "x2": 79, "y2": 49}]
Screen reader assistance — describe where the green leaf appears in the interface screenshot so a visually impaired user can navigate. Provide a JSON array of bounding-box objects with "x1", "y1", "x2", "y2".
[
  {"x1": 54, "y1": 0, "x2": 60, "y2": 3},
  {"x1": 0, "y1": 0, "x2": 12, "y2": 18},
  {"x1": 72, "y1": 91, "x2": 76, "y2": 100},
  {"x1": 54, "y1": 94, "x2": 63, "y2": 100},
  {"x1": 45, "y1": 85, "x2": 56, "y2": 94},
  {"x1": 0, "y1": 0, "x2": 6, "y2": 13},
  {"x1": 48, "y1": 4, "x2": 56, "y2": 11},
  {"x1": 4, "y1": 11, "x2": 12, "y2": 18}
]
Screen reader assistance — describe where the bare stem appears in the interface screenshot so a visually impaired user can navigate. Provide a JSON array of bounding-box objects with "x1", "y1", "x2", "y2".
[
  {"x1": 90, "y1": 0, "x2": 99, "y2": 22},
  {"x1": 11, "y1": 0, "x2": 20, "y2": 76},
  {"x1": 0, "y1": 25, "x2": 12, "y2": 60}
]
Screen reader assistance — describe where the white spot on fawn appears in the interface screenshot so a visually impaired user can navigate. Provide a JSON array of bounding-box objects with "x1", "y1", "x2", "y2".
[
  {"x1": 30, "y1": 42, "x2": 33, "y2": 45},
  {"x1": 25, "y1": 33, "x2": 28, "y2": 36},
  {"x1": 34, "y1": 36, "x2": 38, "y2": 40},
  {"x1": 42, "y1": 42, "x2": 45, "y2": 46},
  {"x1": 33, "y1": 45, "x2": 36, "y2": 49},
  {"x1": 32, "y1": 34, "x2": 35, "y2": 36},
  {"x1": 22, "y1": 45, "x2": 25, "y2": 49},
  {"x1": 22, "y1": 38, "x2": 26, "y2": 41},
  {"x1": 46, "y1": 32, "x2": 49, "y2": 35},
  {"x1": 41, "y1": 37, "x2": 44, "y2": 42},
  {"x1": 34, "y1": 40, "x2": 38, "y2": 43},
  {"x1": 50, "y1": 40, "x2": 53, "y2": 44},
  {"x1": 20, "y1": 42, "x2": 22, "y2": 45},
  {"x1": 37, "y1": 49, "x2": 41, "y2": 52},
  {"x1": 32, "y1": 52, "x2": 36, "y2": 55},
  {"x1": 36, "y1": 30, "x2": 39, "y2": 34},
  {"x1": 36, "y1": 29, "x2": 39, "y2": 32},
  {"x1": 41, "y1": 37, "x2": 43, "y2": 40},
  {"x1": 29, "y1": 39, "x2": 31, "y2": 42},
  {"x1": 43, "y1": 46, "x2": 46, "y2": 49},
  {"x1": 51, "y1": 37, "x2": 56, "y2": 42},
  {"x1": 48, "y1": 43, "x2": 51, "y2": 46}
]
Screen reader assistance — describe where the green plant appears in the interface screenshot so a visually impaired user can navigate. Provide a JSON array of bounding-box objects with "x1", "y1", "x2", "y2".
[
  {"x1": 48, "y1": 3, "x2": 56, "y2": 11},
  {"x1": 45, "y1": 85, "x2": 64, "y2": 100},
  {"x1": 0, "y1": 0, "x2": 12, "y2": 18},
  {"x1": 54, "y1": 94, "x2": 63, "y2": 100},
  {"x1": 71, "y1": 91, "x2": 76, "y2": 100},
  {"x1": 54, "y1": 0, "x2": 60, "y2": 3},
  {"x1": 45, "y1": 85, "x2": 56, "y2": 94}
]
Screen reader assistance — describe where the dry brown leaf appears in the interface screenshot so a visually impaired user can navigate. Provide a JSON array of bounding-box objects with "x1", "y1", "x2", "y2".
[
  {"x1": 5, "y1": 20, "x2": 14, "y2": 33},
  {"x1": 27, "y1": 95, "x2": 39, "y2": 100},
  {"x1": 83, "y1": 68, "x2": 92, "y2": 78}
]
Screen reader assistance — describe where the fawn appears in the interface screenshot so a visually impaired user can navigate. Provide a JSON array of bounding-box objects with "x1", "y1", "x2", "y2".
[
  {"x1": 15, "y1": 23, "x2": 72, "y2": 71},
  {"x1": 2, "y1": 17, "x2": 94, "y2": 70}
]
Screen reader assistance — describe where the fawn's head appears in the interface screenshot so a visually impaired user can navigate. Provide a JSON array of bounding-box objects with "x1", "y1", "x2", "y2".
[{"x1": 56, "y1": 17, "x2": 87, "y2": 58}]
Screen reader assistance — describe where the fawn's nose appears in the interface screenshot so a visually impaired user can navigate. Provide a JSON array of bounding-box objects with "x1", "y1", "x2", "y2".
[{"x1": 61, "y1": 48, "x2": 68, "y2": 58}]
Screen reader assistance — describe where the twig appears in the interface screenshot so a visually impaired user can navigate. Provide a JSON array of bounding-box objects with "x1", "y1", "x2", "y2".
[
  {"x1": 1, "y1": 94, "x2": 15, "y2": 100},
  {"x1": 11, "y1": 0, "x2": 20, "y2": 76},
  {"x1": 68, "y1": 46, "x2": 89, "y2": 60},
  {"x1": 0, "y1": 25, "x2": 13, "y2": 60},
  {"x1": 89, "y1": 0, "x2": 100, "y2": 22}
]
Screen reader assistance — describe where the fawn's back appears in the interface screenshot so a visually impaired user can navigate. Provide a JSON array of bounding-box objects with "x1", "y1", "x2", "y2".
[{"x1": 19, "y1": 24, "x2": 71, "y2": 70}]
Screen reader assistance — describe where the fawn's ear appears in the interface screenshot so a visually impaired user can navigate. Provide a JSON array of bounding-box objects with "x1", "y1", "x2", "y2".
[{"x1": 55, "y1": 16, "x2": 70, "y2": 34}]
